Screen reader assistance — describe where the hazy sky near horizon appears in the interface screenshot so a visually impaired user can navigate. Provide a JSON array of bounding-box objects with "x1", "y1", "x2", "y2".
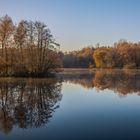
[{"x1": 0, "y1": 0, "x2": 140, "y2": 51}]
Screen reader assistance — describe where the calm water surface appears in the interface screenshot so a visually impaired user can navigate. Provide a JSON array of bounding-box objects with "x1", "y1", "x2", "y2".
[{"x1": 0, "y1": 69, "x2": 140, "y2": 140}]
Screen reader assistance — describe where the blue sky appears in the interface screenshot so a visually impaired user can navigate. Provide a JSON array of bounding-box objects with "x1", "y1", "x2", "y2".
[{"x1": 0, "y1": 0, "x2": 140, "y2": 51}]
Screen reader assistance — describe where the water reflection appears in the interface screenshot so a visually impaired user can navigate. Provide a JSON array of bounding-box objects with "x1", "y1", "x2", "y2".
[
  {"x1": 62, "y1": 69, "x2": 140, "y2": 96},
  {"x1": 0, "y1": 69, "x2": 140, "y2": 135},
  {"x1": 0, "y1": 78, "x2": 62, "y2": 134}
]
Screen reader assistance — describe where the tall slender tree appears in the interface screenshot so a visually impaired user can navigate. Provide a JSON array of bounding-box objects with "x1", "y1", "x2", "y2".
[{"x1": 0, "y1": 15, "x2": 14, "y2": 75}]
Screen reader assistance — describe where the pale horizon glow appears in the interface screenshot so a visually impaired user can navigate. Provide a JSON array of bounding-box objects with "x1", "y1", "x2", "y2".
[{"x1": 0, "y1": 0, "x2": 140, "y2": 51}]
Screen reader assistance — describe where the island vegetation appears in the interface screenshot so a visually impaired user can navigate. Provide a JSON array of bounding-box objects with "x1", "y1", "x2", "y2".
[{"x1": 0, "y1": 15, "x2": 60, "y2": 77}]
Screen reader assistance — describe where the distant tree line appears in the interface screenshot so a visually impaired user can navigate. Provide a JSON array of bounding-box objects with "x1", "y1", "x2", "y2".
[
  {"x1": 93, "y1": 40, "x2": 140, "y2": 68},
  {"x1": 0, "y1": 15, "x2": 60, "y2": 77},
  {"x1": 59, "y1": 47, "x2": 95, "y2": 68},
  {"x1": 60, "y1": 40, "x2": 140, "y2": 69}
]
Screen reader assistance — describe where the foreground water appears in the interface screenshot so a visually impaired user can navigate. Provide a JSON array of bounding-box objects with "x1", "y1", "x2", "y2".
[{"x1": 0, "y1": 69, "x2": 140, "y2": 139}]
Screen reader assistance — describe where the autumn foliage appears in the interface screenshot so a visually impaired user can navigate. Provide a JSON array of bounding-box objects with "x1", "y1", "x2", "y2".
[
  {"x1": 93, "y1": 40, "x2": 140, "y2": 68},
  {"x1": 0, "y1": 15, "x2": 60, "y2": 77},
  {"x1": 60, "y1": 40, "x2": 140, "y2": 69}
]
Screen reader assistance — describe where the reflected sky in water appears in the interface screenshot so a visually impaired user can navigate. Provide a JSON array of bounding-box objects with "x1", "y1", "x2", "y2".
[{"x1": 1, "y1": 70, "x2": 140, "y2": 140}]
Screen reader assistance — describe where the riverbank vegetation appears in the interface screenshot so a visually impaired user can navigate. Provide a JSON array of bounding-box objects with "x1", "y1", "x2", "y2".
[{"x1": 60, "y1": 40, "x2": 140, "y2": 69}]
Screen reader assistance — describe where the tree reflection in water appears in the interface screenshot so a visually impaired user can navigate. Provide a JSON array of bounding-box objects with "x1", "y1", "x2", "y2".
[
  {"x1": 1, "y1": 69, "x2": 140, "y2": 134},
  {"x1": 63, "y1": 69, "x2": 140, "y2": 96},
  {"x1": 0, "y1": 78, "x2": 62, "y2": 134}
]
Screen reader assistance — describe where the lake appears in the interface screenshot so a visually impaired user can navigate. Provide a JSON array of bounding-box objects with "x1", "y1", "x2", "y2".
[{"x1": 0, "y1": 69, "x2": 140, "y2": 140}]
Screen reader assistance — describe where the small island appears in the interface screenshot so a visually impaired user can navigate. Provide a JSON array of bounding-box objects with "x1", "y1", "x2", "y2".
[{"x1": 0, "y1": 15, "x2": 60, "y2": 77}]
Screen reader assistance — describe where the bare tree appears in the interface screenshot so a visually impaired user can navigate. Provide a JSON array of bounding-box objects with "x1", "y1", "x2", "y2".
[{"x1": 0, "y1": 15, "x2": 14, "y2": 75}]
